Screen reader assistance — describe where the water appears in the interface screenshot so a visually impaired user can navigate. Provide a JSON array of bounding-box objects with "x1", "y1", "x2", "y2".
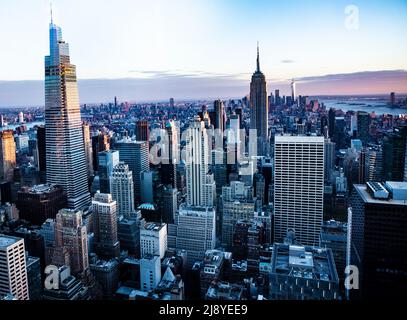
[
  {"x1": 0, "y1": 121, "x2": 44, "y2": 131},
  {"x1": 320, "y1": 98, "x2": 407, "y2": 116}
]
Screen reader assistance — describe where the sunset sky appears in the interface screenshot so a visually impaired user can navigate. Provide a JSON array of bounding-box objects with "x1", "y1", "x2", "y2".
[{"x1": 1, "y1": 0, "x2": 407, "y2": 105}]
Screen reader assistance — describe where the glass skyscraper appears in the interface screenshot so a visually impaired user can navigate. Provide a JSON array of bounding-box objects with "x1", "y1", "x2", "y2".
[{"x1": 44, "y1": 18, "x2": 91, "y2": 210}]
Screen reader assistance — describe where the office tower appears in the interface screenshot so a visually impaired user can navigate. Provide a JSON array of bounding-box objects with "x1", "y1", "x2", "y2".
[
  {"x1": 320, "y1": 220, "x2": 347, "y2": 284},
  {"x1": 92, "y1": 192, "x2": 120, "y2": 258},
  {"x1": 291, "y1": 79, "x2": 296, "y2": 105},
  {"x1": 0, "y1": 130, "x2": 16, "y2": 182},
  {"x1": 227, "y1": 113, "x2": 241, "y2": 163},
  {"x1": 169, "y1": 98, "x2": 174, "y2": 108},
  {"x1": 161, "y1": 120, "x2": 178, "y2": 188},
  {"x1": 45, "y1": 19, "x2": 90, "y2": 210},
  {"x1": 274, "y1": 135, "x2": 324, "y2": 246},
  {"x1": 26, "y1": 256, "x2": 42, "y2": 300},
  {"x1": 199, "y1": 250, "x2": 230, "y2": 298},
  {"x1": 382, "y1": 126, "x2": 407, "y2": 181},
  {"x1": 349, "y1": 181, "x2": 407, "y2": 299},
  {"x1": 233, "y1": 219, "x2": 265, "y2": 263},
  {"x1": 214, "y1": 100, "x2": 225, "y2": 132},
  {"x1": 53, "y1": 208, "x2": 89, "y2": 276},
  {"x1": 117, "y1": 214, "x2": 142, "y2": 256},
  {"x1": 140, "y1": 171, "x2": 154, "y2": 204},
  {"x1": 333, "y1": 117, "x2": 347, "y2": 150},
  {"x1": 250, "y1": 44, "x2": 268, "y2": 155},
  {"x1": 89, "y1": 256, "x2": 119, "y2": 299},
  {"x1": 116, "y1": 139, "x2": 149, "y2": 205},
  {"x1": 324, "y1": 138, "x2": 336, "y2": 182},
  {"x1": 140, "y1": 222, "x2": 167, "y2": 259},
  {"x1": 328, "y1": 108, "x2": 336, "y2": 139},
  {"x1": 390, "y1": 92, "x2": 396, "y2": 105},
  {"x1": 211, "y1": 148, "x2": 227, "y2": 195},
  {"x1": 15, "y1": 134, "x2": 29, "y2": 152},
  {"x1": 221, "y1": 181, "x2": 255, "y2": 248},
  {"x1": 42, "y1": 265, "x2": 89, "y2": 300},
  {"x1": 356, "y1": 111, "x2": 370, "y2": 145},
  {"x1": 269, "y1": 244, "x2": 339, "y2": 300},
  {"x1": 98, "y1": 150, "x2": 119, "y2": 194},
  {"x1": 0, "y1": 235, "x2": 29, "y2": 300},
  {"x1": 159, "y1": 185, "x2": 177, "y2": 224},
  {"x1": 140, "y1": 254, "x2": 161, "y2": 292},
  {"x1": 18, "y1": 112, "x2": 24, "y2": 123},
  {"x1": 365, "y1": 145, "x2": 383, "y2": 181},
  {"x1": 275, "y1": 89, "x2": 280, "y2": 106},
  {"x1": 185, "y1": 118, "x2": 216, "y2": 207},
  {"x1": 0, "y1": 115, "x2": 4, "y2": 127},
  {"x1": 110, "y1": 162, "x2": 135, "y2": 219},
  {"x1": 36, "y1": 126, "x2": 46, "y2": 172},
  {"x1": 39, "y1": 218, "x2": 56, "y2": 246},
  {"x1": 82, "y1": 123, "x2": 94, "y2": 177},
  {"x1": 92, "y1": 133, "x2": 110, "y2": 172},
  {"x1": 176, "y1": 205, "x2": 216, "y2": 267},
  {"x1": 259, "y1": 157, "x2": 273, "y2": 205},
  {"x1": 16, "y1": 184, "x2": 67, "y2": 225},
  {"x1": 136, "y1": 120, "x2": 150, "y2": 142}
]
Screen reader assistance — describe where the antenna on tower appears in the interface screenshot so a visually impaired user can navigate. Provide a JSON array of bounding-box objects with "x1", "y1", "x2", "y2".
[{"x1": 50, "y1": 2, "x2": 53, "y2": 24}]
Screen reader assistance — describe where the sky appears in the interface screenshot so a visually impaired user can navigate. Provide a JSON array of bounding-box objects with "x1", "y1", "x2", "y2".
[{"x1": 0, "y1": 0, "x2": 407, "y2": 106}]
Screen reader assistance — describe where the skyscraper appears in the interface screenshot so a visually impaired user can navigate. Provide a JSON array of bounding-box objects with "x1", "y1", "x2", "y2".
[
  {"x1": 382, "y1": 126, "x2": 407, "y2": 181},
  {"x1": 0, "y1": 235, "x2": 29, "y2": 300},
  {"x1": 82, "y1": 123, "x2": 94, "y2": 178},
  {"x1": 92, "y1": 192, "x2": 120, "y2": 258},
  {"x1": 349, "y1": 181, "x2": 407, "y2": 299},
  {"x1": 356, "y1": 111, "x2": 370, "y2": 145},
  {"x1": 274, "y1": 135, "x2": 325, "y2": 246},
  {"x1": 92, "y1": 133, "x2": 110, "y2": 172},
  {"x1": 53, "y1": 208, "x2": 89, "y2": 276},
  {"x1": 110, "y1": 162, "x2": 135, "y2": 219},
  {"x1": 44, "y1": 18, "x2": 90, "y2": 210},
  {"x1": 98, "y1": 150, "x2": 119, "y2": 194},
  {"x1": 136, "y1": 120, "x2": 150, "y2": 142},
  {"x1": 250, "y1": 44, "x2": 268, "y2": 155},
  {"x1": 116, "y1": 139, "x2": 149, "y2": 205},
  {"x1": 184, "y1": 118, "x2": 216, "y2": 207},
  {"x1": 291, "y1": 79, "x2": 296, "y2": 105},
  {"x1": 214, "y1": 100, "x2": 225, "y2": 132},
  {"x1": 161, "y1": 120, "x2": 179, "y2": 188},
  {"x1": 0, "y1": 130, "x2": 16, "y2": 182}
]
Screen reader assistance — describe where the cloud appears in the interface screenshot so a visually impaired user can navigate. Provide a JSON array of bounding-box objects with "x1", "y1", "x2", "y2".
[{"x1": 281, "y1": 59, "x2": 295, "y2": 64}]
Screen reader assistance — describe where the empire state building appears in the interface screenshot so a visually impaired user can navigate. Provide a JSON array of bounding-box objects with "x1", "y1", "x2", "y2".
[
  {"x1": 250, "y1": 44, "x2": 268, "y2": 155},
  {"x1": 44, "y1": 15, "x2": 91, "y2": 210}
]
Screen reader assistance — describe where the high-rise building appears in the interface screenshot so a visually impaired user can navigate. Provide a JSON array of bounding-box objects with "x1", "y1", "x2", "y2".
[
  {"x1": 176, "y1": 205, "x2": 216, "y2": 268},
  {"x1": 140, "y1": 222, "x2": 167, "y2": 259},
  {"x1": 116, "y1": 138, "x2": 149, "y2": 205},
  {"x1": 274, "y1": 135, "x2": 325, "y2": 246},
  {"x1": 159, "y1": 186, "x2": 177, "y2": 224},
  {"x1": 0, "y1": 235, "x2": 29, "y2": 300},
  {"x1": 333, "y1": 117, "x2": 347, "y2": 150},
  {"x1": 365, "y1": 145, "x2": 383, "y2": 181},
  {"x1": 382, "y1": 126, "x2": 407, "y2": 181},
  {"x1": 82, "y1": 123, "x2": 94, "y2": 178},
  {"x1": 0, "y1": 130, "x2": 16, "y2": 182},
  {"x1": 184, "y1": 118, "x2": 216, "y2": 207},
  {"x1": 89, "y1": 256, "x2": 119, "y2": 299},
  {"x1": 44, "y1": 19, "x2": 90, "y2": 210},
  {"x1": 214, "y1": 100, "x2": 225, "y2": 132},
  {"x1": 92, "y1": 192, "x2": 120, "y2": 258},
  {"x1": 16, "y1": 184, "x2": 67, "y2": 225},
  {"x1": 110, "y1": 162, "x2": 135, "y2": 219},
  {"x1": 52, "y1": 208, "x2": 89, "y2": 276},
  {"x1": 98, "y1": 150, "x2": 119, "y2": 194},
  {"x1": 92, "y1": 133, "x2": 110, "y2": 172},
  {"x1": 269, "y1": 244, "x2": 339, "y2": 300},
  {"x1": 356, "y1": 111, "x2": 370, "y2": 145},
  {"x1": 221, "y1": 181, "x2": 255, "y2": 248},
  {"x1": 328, "y1": 108, "x2": 336, "y2": 139},
  {"x1": 291, "y1": 79, "x2": 296, "y2": 105},
  {"x1": 390, "y1": 92, "x2": 396, "y2": 106},
  {"x1": 250, "y1": 44, "x2": 268, "y2": 155},
  {"x1": 36, "y1": 126, "x2": 46, "y2": 173},
  {"x1": 136, "y1": 120, "x2": 150, "y2": 142},
  {"x1": 161, "y1": 120, "x2": 179, "y2": 188},
  {"x1": 349, "y1": 181, "x2": 407, "y2": 299},
  {"x1": 140, "y1": 254, "x2": 161, "y2": 292},
  {"x1": 18, "y1": 112, "x2": 24, "y2": 124},
  {"x1": 324, "y1": 138, "x2": 336, "y2": 182}
]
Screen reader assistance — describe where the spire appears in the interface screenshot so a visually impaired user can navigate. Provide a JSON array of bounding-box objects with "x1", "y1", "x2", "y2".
[
  {"x1": 256, "y1": 41, "x2": 260, "y2": 72},
  {"x1": 50, "y1": 2, "x2": 53, "y2": 24}
]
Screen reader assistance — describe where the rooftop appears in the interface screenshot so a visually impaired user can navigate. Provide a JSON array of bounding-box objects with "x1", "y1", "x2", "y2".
[
  {"x1": 355, "y1": 183, "x2": 407, "y2": 205},
  {"x1": 0, "y1": 234, "x2": 22, "y2": 249}
]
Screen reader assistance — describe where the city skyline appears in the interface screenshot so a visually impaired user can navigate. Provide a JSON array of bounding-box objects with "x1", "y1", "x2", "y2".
[{"x1": 0, "y1": 0, "x2": 407, "y2": 106}]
